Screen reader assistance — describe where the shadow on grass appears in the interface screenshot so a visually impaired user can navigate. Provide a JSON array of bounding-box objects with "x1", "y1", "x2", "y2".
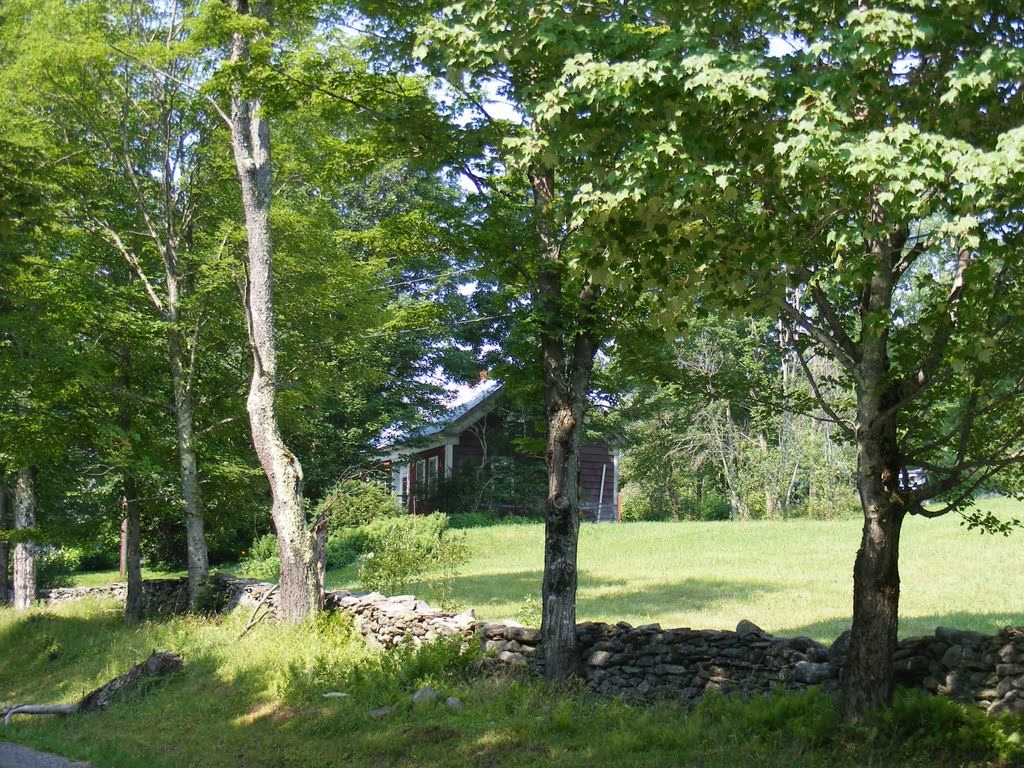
[
  {"x1": 781, "y1": 611, "x2": 1024, "y2": 646},
  {"x1": 576, "y1": 575, "x2": 782, "y2": 623},
  {"x1": 445, "y1": 569, "x2": 782, "y2": 626}
]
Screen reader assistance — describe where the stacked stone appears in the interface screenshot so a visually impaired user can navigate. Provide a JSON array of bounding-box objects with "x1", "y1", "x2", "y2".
[
  {"x1": 479, "y1": 623, "x2": 541, "y2": 667},
  {"x1": 40, "y1": 579, "x2": 188, "y2": 614},
  {"x1": 891, "y1": 626, "x2": 1024, "y2": 716},
  {"x1": 326, "y1": 591, "x2": 477, "y2": 647},
  {"x1": 210, "y1": 574, "x2": 279, "y2": 612},
  {"x1": 40, "y1": 584, "x2": 129, "y2": 604},
  {"x1": 480, "y1": 619, "x2": 833, "y2": 704},
  {"x1": 34, "y1": 576, "x2": 1024, "y2": 717}
]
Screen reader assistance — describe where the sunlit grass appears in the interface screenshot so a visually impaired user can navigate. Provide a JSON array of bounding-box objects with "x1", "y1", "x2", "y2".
[
  {"x1": 1, "y1": 599, "x2": 1019, "y2": 767},
  {"x1": 328, "y1": 497, "x2": 1024, "y2": 643},
  {"x1": 3, "y1": 500, "x2": 1023, "y2": 768}
]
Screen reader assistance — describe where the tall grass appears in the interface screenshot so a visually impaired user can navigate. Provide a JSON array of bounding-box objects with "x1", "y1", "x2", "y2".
[{"x1": 1, "y1": 599, "x2": 1021, "y2": 768}]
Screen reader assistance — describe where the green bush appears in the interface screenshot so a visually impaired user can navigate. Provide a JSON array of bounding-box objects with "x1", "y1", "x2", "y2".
[
  {"x1": 619, "y1": 486, "x2": 671, "y2": 522},
  {"x1": 37, "y1": 546, "x2": 83, "y2": 589},
  {"x1": 865, "y1": 688, "x2": 1024, "y2": 763},
  {"x1": 316, "y1": 479, "x2": 403, "y2": 528},
  {"x1": 357, "y1": 513, "x2": 468, "y2": 606},
  {"x1": 325, "y1": 527, "x2": 369, "y2": 569},
  {"x1": 237, "y1": 534, "x2": 280, "y2": 581}
]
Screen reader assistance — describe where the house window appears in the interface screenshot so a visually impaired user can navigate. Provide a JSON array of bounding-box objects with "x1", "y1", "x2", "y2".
[
  {"x1": 428, "y1": 456, "x2": 439, "y2": 492},
  {"x1": 416, "y1": 461, "x2": 426, "y2": 486}
]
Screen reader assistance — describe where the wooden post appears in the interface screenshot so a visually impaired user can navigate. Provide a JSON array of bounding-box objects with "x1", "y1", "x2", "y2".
[{"x1": 119, "y1": 510, "x2": 128, "y2": 579}]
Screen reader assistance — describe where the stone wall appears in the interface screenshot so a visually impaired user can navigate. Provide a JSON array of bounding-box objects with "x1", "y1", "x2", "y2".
[
  {"x1": 40, "y1": 579, "x2": 189, "y2": 615},
  {"x1": 325, "y1": 591, "x2": 477, "y2": 647},
  {"x1": 35, "y1": 577, "x2": 1024, "y2": 715},
  {"x1": 481, "y1": 619, "x2": 1024, "y2": 715}
]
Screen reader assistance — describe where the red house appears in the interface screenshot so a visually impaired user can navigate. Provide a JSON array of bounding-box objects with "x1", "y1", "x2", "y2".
[{"x1": 384, "y1": 382, "x2": 620, "y2": 521}]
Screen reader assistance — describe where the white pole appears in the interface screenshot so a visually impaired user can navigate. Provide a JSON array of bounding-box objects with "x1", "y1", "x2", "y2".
[{"x1": 597, "y1": 463, "x2": 608, "y2": 521}]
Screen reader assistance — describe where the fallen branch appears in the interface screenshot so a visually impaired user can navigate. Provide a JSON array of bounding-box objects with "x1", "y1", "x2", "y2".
[
  {"x1": 239, "y1": 583, "x2": 279, "y2": 638},
  {"x1": 2, "y1": 650, "x2": 183, "y2": 726}
]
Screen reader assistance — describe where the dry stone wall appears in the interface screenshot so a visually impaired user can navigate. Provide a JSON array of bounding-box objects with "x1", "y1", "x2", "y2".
[
  {"x1": 325, "y1": 591, "x2": 477, "y2": 647},
  {"x1": 481, "y1": 619, "x2": 1024, "y2": 715},
  {"x1": 36, "y1": 577, "x2": 1024, "y2": 715},
  {"x1": 40, "y1": 579, "x2": 189, "y2": 615}
]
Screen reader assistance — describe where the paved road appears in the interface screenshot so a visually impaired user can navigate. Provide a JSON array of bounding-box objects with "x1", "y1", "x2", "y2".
[{"x1": 0, "y1": 743, "x2": 89, "y2": 768}]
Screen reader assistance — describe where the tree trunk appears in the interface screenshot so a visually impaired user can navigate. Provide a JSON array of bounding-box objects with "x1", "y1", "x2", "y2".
[
  {"x1": 122, "y1": 479, "x2": 145, "y2": 623},
  {"x1": 229, "y1": 0, "x2": 317, "y2": 623},
  {"x1": 759, "y1": 430, "x2": 779, "y2": 518},
  {"x1": 840, "y1": 219, "x2": 906, "y2": 720},
  {"x1": 12, "y1": 467, "x2": 37, "y2": 610},
  {"x1": 0, "y1": 484, "x2": 9, "y2": 605},
  {"x1": 529, "y1": 163, "x2": 599, "y2": 683},
  {"x1": 841, "y1": 409, "x2": 904, "y2": 719},
  {"x1": 2, "y1": 651, "x2": 183, "y2": 724},
  {"x1": 168, "y1": 325, "x2": 209, "y2": 607}
]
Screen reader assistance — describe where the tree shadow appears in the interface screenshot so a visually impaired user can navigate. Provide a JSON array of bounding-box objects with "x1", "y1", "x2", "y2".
[
  {"x1": 575, "y1": 575, "x2": 782, "y2": 624},
  {"x1": 442, "y1": 569, "x2": 780, "y2": 627}
]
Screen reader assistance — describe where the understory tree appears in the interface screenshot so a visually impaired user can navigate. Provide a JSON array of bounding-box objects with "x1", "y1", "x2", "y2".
[{"x1": 615, "y1": 317, "x2": 858, "y2": 522}]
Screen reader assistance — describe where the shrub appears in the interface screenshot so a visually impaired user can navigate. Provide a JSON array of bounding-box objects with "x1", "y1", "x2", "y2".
[
  {"x1": 37, "y1": 546, "x2": 83, "y2": 589},
  {"x1": 865, "y1": 688, "x2": 1024, "y2": 763},
  {"x1": 237, "y1": 534, "x2": 280, "y2": 581},
  {"x1": 357, "y1": 513, "x2": 468, "y2": 606},
  {"x1": 325, "y1": 527, "x2": 369, "y2": 569},
  {"x1": 316, "y1": 479, "x2": 403, "y2": 529}
]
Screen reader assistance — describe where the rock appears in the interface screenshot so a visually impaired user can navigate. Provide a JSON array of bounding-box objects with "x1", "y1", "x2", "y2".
[
  {"x1": 829, "y1": 630, "x2": 852, "y2": 667},
  {"x1": 506, "y1": 626, "x2": 541, "y2": 644},
  {"x1": 736, "y1": 620, "x2": 766, "y2": 637},
  {"x1": 445, "y1": 696, "x2": 464, "y2": 710},
  {"x1": 996, "y1": 664, "x2": 1024, "y2": 676},
  {"x1": 369, "y1": 707, "x2": 393, "y2": 719},
  {"x1": 936, "y1": 627, "x2": 987, "y2": 646},
  {"x1": 987, "y1": 694, "x2": 1024, "y2": 717},
  {"x1": 589, "y1": 650, "x2": 614, "y2": 668},
  {"x1": 792, "y1": 661, "x2": 832, "y2": 685},
  {"x1": 412, "y1": 686, "x2": 440, "y2": 705}
]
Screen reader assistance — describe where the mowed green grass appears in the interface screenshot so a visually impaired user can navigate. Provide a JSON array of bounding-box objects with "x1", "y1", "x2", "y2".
[{"x1": 327, "y1": 497, "x2": 1024, "y2": 643}]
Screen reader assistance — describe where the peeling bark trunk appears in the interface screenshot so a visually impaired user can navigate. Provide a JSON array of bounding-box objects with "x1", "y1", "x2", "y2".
[
  {"x1": 0, "y1": 485, "x2": 9, "y2": 604},
  {"x1": 313, "y1": 513, "x2": 328, "y2": 609},
  {"x1": 12, "y1": 467, "x2": 37, "y2": 610},
  {"x1": 229, "y1": 0, "x2": 317, "y2": 623}
]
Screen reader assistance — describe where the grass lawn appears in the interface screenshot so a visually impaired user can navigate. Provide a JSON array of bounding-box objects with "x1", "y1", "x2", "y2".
[
  {"x1": 1, "y1": 601, "x2": 1021, "y2": 768},
  {"x1": 326, "y1": 497, "x2": 1024, "y2": 643},
  {"x1": 3, "y1": 497, "x2": 1020, "y2": 768}
]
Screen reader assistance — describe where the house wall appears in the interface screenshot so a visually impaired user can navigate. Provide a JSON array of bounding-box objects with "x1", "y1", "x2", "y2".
[{"x1": 450, "y1": 410, "x2": 503, "y2": 473}]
